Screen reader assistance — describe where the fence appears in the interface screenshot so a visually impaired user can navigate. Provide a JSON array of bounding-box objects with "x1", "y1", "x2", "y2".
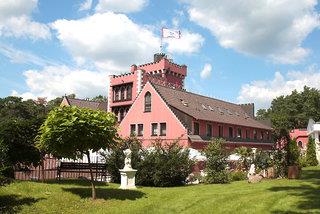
[{"x1": 14, "y1": 155, "x2": 109, "y2": 181}]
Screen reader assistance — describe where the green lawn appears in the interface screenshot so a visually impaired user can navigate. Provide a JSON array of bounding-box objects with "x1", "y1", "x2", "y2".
[{"x1": 1, "y1": 167, "x2": 320, "y2": 214}]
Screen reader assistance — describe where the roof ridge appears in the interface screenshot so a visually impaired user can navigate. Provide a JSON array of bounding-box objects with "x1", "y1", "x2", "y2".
[{"x1": 67, "y1": 97, "x2": 107, "y2": 104}]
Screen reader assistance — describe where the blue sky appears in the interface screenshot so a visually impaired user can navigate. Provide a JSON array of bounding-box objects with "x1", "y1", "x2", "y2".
[{"x1": 1, "y1": 0, "x2": 320, "y2": 110}]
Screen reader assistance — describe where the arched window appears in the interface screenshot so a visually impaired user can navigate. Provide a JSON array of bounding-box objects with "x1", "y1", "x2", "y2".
[
  {"x1": 144, "y1": 92, "x2": 151, "y2": 112},
  {"x1": 298, "y1": 141, "x2": 303, "y2": 148}
]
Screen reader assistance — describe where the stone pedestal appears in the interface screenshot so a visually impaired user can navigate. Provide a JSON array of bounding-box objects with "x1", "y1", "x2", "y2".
[{"x1": 119, "y1": 168, "x2": 137, "y2": 189}]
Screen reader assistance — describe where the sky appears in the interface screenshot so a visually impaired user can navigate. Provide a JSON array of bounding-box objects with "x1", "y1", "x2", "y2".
[{"x1": 1, "y1": 0, "x2": 320, "y2": 111}]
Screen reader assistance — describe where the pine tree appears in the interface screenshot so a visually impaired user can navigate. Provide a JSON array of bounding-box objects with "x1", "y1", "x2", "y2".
[{"x1": 306, "y1": 137, "x2": 318, "y2": 166}]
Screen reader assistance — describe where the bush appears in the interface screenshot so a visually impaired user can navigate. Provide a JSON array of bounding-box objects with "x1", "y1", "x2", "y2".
[
  {"x1": 306, "y1": 137, "x2": 318, "y2": 166},
  {"x1": 234, "y1": 146, "x2": 252, "y2": 170},
  {"x1": 230, "y1": 171, "x2": 247, "y2": 181},
  {"x1": 103, "y1": 138, "x2": 193, "y2": 187},
  {"x1": 255, "y1": 149, "x2": 272, "y2": 170},
  {"x1": 203, "y1": 138, "x2": 230, "y2": 184},
  {"x1": 272, "y1": 149, "x2": 287, "y2": 178},
  {"x1": 286, "y1": 139, "x2": 300, "y2": 166},
  {"x1": 103, "y1": 137, "x2": 142, "y2": 183}
]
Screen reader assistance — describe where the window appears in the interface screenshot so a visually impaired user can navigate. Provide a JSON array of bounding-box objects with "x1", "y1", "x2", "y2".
[
  {"x1": 206, "y1": 124, "x2": 212, "y2": 137},
  {"x1": 246, "y1": 130, "x2": 250, "y2": 139},
  {"x1": 298, "y1": 141, "x2": 303, "y2": 148},
  {"x1": 151, "y1": 123, "x2": 158, "y2": 136},
  {"x1": 130, "y1": 124, "x2": 136, "y2": 136},
  {"x1": 229, "y1": 127, "x2": 233, "y2": 138},
  {"x1": 237, "y1": 128, "x2": 242, "y2": 138},
  {"x1": 114, "y1": 88, "x2": 119, "y2": 101},
  {"x1": 219, "y1": 125, "x2": 223, "y2": 137},
  {"x1": 119, "y1": 109, "x2": 124, "y2": 122},
  {"x1": 144, "y1": 92, "x2": 151, "y2": 112},
  {"x1": 137, "y1": 124, "x2": 143, "y2": 136},
  {"x1": 127, "y1": 85, "x2": 132, "y2": 100},
  {"x1": 160, "y1": 123, "x2": 166, "y2": 136},
  {"x1": 261, "y1": 131, "x2": 264, "y2": 140},
  {"x1": 120, "y1": 87, "x2": 125, "y2": 100},
  {"x1": 253, "y1": 129, "x2": 257, "y2": 139},
  {"x1": 194, "y1": 122, "x2": 200, "y2": 135}
]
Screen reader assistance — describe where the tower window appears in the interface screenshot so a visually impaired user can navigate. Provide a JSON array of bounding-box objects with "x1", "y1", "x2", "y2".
[{"x1": 144, "y1": 92, "x2": 151, "y2": 112}]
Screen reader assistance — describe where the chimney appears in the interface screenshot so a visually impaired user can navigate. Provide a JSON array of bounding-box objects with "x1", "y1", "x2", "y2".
[{"x1": 154, "y1": 53, "x2": 166, "y2": 62}]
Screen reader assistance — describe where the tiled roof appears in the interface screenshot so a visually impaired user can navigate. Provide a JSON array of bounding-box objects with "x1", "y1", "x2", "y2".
[
  {"x1": 152, "y1": 83, "x2": 271, "y2": 130},
  {"x1": 66, "y1": 97, "x2": 108, "y2": 111}
]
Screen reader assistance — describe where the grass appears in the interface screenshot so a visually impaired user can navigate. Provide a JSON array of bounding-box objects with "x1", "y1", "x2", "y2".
[{"x1": 1, "y1": 166, "x2": 320, "y2": 214}]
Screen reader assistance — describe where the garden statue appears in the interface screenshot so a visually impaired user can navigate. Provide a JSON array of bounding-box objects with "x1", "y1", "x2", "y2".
[{"x1": 119, "y1": 148, "x2": 137, "y2": 189}]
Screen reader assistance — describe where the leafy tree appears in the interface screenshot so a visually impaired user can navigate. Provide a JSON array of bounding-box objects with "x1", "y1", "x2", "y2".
[
  {"x1": 234, "y1": 146, "x2": 252, "y2": 170},
  {"x1": 254, "y1": 149, "x2": 272, "y2": 170},
  {"x1": 306, "y1": 137, "x2": 318, "y2": 166},
  {"x1": 204, "y1": 138, "x2": 230, "y2": 184},
  {"x1": 287, "y1": 139, "x2": 300, "y2": 166},
  {"x1": 37, "y1": 106, "x2": 117, "y2": 199},
  {"x1": 257, "y1": 87, "x2": 320, "y2": 131},
  {"x1": 91, "y1": 95, "x2": 107, "y2": 102}
]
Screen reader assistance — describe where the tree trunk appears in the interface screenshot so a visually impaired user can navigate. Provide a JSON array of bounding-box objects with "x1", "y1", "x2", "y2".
[{"x1": 86, "y1": 151, "x2": 96, "y2": 200}]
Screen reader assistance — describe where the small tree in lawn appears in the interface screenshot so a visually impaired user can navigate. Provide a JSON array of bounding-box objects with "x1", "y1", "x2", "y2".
[
  {"x1": 286, "y1": 138, "x2": 300, "y2": 166},
  {"x1": 37, "y1": 106, "x2": 117, "y2": 199},
  {"x1": 204, "y1": 138, "x2": 230, "y2": 184},
  {"x1": 306, "y1": 137, "x2": 318, "y2": 166}
]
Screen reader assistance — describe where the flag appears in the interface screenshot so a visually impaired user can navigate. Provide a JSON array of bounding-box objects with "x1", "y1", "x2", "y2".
[{"x1": 162, "y1": 28, "x2": 181, "y2": 39}]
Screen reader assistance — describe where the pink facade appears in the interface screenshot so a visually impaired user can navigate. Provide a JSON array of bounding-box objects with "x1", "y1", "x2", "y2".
[
  {"x1": 119, "y1": 82, "x2": 189, "y2": 147},
  {"x1": 290, "y1": 129, "x2": 308, "y2": 150},
  {"x1": 109, "y1": 53, "x2": 186, "y2": 122},
  {"x1": 110, "y1": 53, "x2": 273, "y2": 151}
]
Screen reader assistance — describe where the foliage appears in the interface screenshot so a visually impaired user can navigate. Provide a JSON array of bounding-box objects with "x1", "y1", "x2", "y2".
[
  {"x1": 234, "y1": 146, "x2": 252, "y2": 170},
  {"x1": 306, "y1": 137, "x2": 318, "y2": 166},
  {"x1": 103, "y1": 137, "x2": 142, "y2": 183},
  {"x1": 230, "y1": 171, "x2": 247, "y2": 181},
  {"x1": 103, "y1": 138, "x2": 193, "y2": 187},
  {"x1": 272, "y1": 149, "x2": 287, "y2": 178},
  {"x1": 256, "y1": 87, "x2": 320, "y2": 131},
  {"x1": 203, "y1": 138, "x2": 230, "y2": 184},
  {"x1": 287, "y1": 139, "x2": 300, "y2": 166},
  {"x1": 37, "y1": 106, "x2": 118, "y2": 199},
  {"x1": 255, "y1": 149, "x2": 272, "y2": 170},
  {"x1": 91, "y1": 95, "x2": 107, "y2": 102}
]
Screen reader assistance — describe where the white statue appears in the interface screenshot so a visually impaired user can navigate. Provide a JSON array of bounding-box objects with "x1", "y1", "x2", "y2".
[
  {"x1": 247, "y1": 164, "x2": 256, "y2": 178},
  {"x1": 123, "y1": 149, "x2": 132, "y2": 169},
  {"x1": 119, "y1": 148, "x2": 137, "y2": 189}
]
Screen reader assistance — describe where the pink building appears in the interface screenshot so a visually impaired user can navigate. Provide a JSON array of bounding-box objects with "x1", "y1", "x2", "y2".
[
  {"x1": 110, "y1": 53, "x2": 273, "y2": 150},
  {"x1": 289, "y1": 129, "x2": 308, "y2": 150}
]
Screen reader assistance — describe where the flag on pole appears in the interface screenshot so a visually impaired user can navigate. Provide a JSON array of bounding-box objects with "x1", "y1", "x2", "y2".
[{"x1": 162, "y1": 28, "x2": 181, "y2": 39}]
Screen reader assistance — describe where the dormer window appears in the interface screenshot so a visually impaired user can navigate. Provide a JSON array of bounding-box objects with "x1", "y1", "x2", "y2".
[{"x1": 144, "y1": 92, "x2": 151, "y2": 112}]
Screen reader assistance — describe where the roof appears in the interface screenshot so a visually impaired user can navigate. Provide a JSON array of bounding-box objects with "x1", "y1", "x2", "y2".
[
  {"x1": 152, "y1": 83, "x2": 271, "y2": 130},
  {"x1": 64, "y1": 97, "x2": 108, "y2": 111}
]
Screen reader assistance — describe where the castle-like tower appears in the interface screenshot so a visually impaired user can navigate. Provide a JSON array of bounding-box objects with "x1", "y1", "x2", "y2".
[{"x1": 108, "y1": 53, "x2": 187, "y2": 122}]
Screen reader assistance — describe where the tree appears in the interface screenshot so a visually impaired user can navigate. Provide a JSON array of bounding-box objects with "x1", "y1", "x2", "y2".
[
  {"x1": 204, "y1": 138, "x2": 230, "y2": 184},
  {"x1": 91, "y1": 95, "x2": 107, "y2": 102},
  {"x1": 0, "y1": 97, "x2": 45, "y2": 181},
  {"x1": 287, "y1": 139, "x2": 300, "y2": 166},
  {"x1": 234, "y1": 146, "x2": 252, "y2": 170},
  {"x1": 37, "y1": 106, "x2": 117, "y2": 199},
  {"x1": 256, "y1": 87, "x2": 320, "y2": 131},
  {"x1": 306, "y1": 137, "x2": 318, "y2": 166}
]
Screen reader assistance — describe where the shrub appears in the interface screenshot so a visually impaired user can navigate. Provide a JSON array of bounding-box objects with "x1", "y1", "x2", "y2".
[
  {"x1": 234, "y1": 146, "x2": 252, "y2": 170},
  {"x1": 230, "y1": 171, "x2": 247, "y2": 181},
  {"x1": 103, "y1": 138, "x2": 193, "y2": 187},
  {"x1": 203, "y1": 138, "x2": 230, "y2": 184},
  {"x1": 286, "y1": 139, "x2": 300, "y2": 166},
  {"x1": 139, "y1": 140, "x2": 193, "y2": 187},
  {"x1": 272, "y1": 149, "x2": 287, "y2": 178},
  {"x1": 103, "y1": 137, "x2": 142, "y2": 183},
  {"x1": 255, "y1": 149, "x2": 272, "y2": 170},
  {"x1": 306, "y1": 137, "x2": 318, "y2": 166}
]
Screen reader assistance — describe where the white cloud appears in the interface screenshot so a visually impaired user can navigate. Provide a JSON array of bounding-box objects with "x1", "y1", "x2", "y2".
[
  {"x1": 12, "y1": 65, "x2": 108, "y2": 100},
  {"x1": 165, "y1": 30, "x2": 204, "y2": 54},
  {"x1": 95, "y1": 0, "x2": 148, "y2": 13},
  {"x1": 79, "y1": 0, "x2": 93, "y2": 11},
  {"x1": 183, "y1": 0, "x2": 319, "y2": 64},
  {"x1": 200, "y1": 63, "x2": 212, "y2": 79},
  {"x1": 237, "y1": 65, "x2": 320, "y2": 110},
  {"x1": 0, "y1": 0, "x2": 50, "y2": 40},
  {"x1": 52, "y1": 12, "x2": 160, "y2": 72}
]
